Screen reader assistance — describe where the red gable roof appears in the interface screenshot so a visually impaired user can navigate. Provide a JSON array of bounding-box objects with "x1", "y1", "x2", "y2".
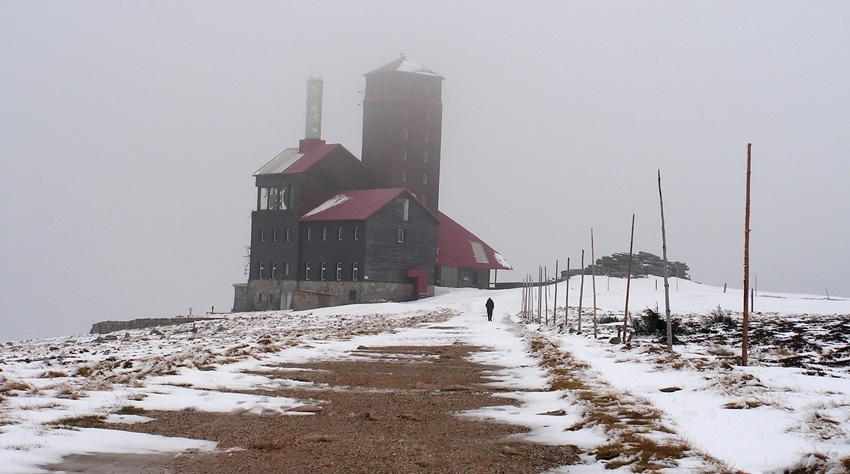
[
  {"x1": 300, "y1": 188, "x2": 438, "y2": 223},
  {"x1": 436, "y1": 212, "x2": 512, "y2": 271},
  {"x1": 254, "y1": 143, "x2": 357, "y2": 176}
]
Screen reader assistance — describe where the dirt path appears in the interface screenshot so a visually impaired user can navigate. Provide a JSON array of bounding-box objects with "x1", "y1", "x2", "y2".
[{"x1": 43, "y1": 344, "x2": 579, "y2": 473}]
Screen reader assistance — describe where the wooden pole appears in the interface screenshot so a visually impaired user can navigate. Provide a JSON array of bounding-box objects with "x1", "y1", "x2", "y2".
[
  {"x1": 544, "y1": 267, "x2": 549, "y2": 325},
  {"x1": 623, "y1": 214, "x2": 636, "y2": 342},
  {"x1": 538, "y1": 266, "x2": 543, "y2": 324},
  {"x1": 591, "y1": 228, "x2": 598, "y2": 339},
  {"x1": 578, "y1": 250, "x2": 585, "y2": 334},
  {"x1": 742, "y1": 144, "x2": 752, "y2": 366},
  {"x1": 565, "y1": 257, "x2": 570, "y2": 329},
  {"x1": 658, "y1": 170, "x2": 673, "y2": 351},
  {"x1": 553, "y1": 260, "x2": 559, "y2": 325}
]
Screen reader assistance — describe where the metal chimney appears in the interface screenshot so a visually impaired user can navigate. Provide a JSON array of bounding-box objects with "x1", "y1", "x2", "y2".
[{"x1": 305, "y1": 77, "x2": 323, "y2": 139}]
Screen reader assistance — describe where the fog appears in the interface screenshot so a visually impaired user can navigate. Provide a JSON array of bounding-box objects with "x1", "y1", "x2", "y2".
[{"x1": 2, "y1": 1, "x2": 848, "y2": 341}]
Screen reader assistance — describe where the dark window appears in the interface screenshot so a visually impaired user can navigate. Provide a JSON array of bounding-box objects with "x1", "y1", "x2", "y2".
[
  {"x1": 423, "y1": 174, "x2": 428, "y2": 184},
  {"x1": 336, "y1": 262, "x2": 342, "y2": 281},
  {"x1": 349, "y1": 290, "x2": 357, "y2": 301},
  {"x1": 305, "y1": 262, "x2": 311, "y2": 280},
  {"x1": 260, "y1": 229, "x2": 265, "y2": 242},
  {"x1": 258, "y1": 262, "x2": 265, "y2": 280},
  {"x1": 401, "y1": 172, "x2": 407, "y2": 182},
  {"x1": 395, "y1": 198, "x2": 409, "y2": 221},
  {"x1": 425, "y1": 132, "x2": 430, "y2": 141},
  {"x1": 397, "y1": 229, "x2": 405, "y2": 243},
  {"x1": 425, "y1": 111, "x2": 430, "y2": 121},
  {"x1": 271, "y1": 262, "x2": 277, "y2": 279},
  {"x1": 403, "y1": 129, "x2": 408, "y2": 139},
  {"x1": 354, "y1": 226, "x2": 359, "y2": 240},
  {"x1": 422, "y1": 194, "x2": 427, "y2": 205},
  {"x1": 337, "y1": 227, "x2": 343, "y2": 240},
  {"x1": 352, "y1": 262, "x2": 359, "y2": 281},
  {"x1": 320, "y1": 263, "x2": 326, "y2": 281},
  {"x1": 273, "y1": 228, "x2": 278, "y2": 242},
  {"x1": 286, "y1": 227, "x2": 291, "y2": 241},
  {"x1": 402, "y1": 149, "x2": 407, "y2": 160},
  {"x1": 423, "y1": 152, "x2": 428, "y2": 162},
  {"x1": 322, "y1": 227, "x2": 328, "y2": 241},
  {"x1": 404, "y1": 107, "x2": 409, "y2": 118},
  {"x1": 284, "y1": 261, "x2": 290, "y2": 276},
  {"x1": 306, "y1": 227, "x2": 312, "y2": 241}
]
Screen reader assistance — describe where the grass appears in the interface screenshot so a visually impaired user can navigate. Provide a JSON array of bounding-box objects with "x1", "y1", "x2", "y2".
[
  {"x1": 51, "y1": 414, "x2": 106, "y2": 428},
  {"x1": 114, "y1": 406, "x2": 148, "y2": 415}
]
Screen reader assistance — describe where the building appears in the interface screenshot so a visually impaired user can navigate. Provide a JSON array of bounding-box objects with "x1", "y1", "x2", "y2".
[{"x1": 233, "y1": 58, "x2": 510, "y2": 313}]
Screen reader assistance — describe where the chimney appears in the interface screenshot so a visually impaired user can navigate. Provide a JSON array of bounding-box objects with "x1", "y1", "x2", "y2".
[{"x1": 305, "y1": 76, "x2": 323, "y2": 139}]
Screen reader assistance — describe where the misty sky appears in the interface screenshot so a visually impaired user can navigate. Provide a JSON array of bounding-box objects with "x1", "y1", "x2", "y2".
[{"x1": 2, "y1": 1, "x2": 849, "y2": 341}]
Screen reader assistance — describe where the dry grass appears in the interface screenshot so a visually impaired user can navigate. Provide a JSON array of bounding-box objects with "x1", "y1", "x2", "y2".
[
  {"x1": 51, "y1": 414, "x2": 106, "y2": 428},
  {"x1": 40, "y1": 370, "x2": 69, "y2": 378},
  {"x1": 0, "y1": 380, "x2": 31, "y2": 394}
]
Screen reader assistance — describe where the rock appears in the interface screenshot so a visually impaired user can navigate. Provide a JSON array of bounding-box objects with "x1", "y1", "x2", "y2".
[
  {"x1": 501, "y1": 445, "x2": 522, "y2": 455},
  {"x1": 660, "y1": 386, "x2": 682, "y2": 393},
  {"x1": 290, "y1": 404, "x2": 322, "y2": 413}
]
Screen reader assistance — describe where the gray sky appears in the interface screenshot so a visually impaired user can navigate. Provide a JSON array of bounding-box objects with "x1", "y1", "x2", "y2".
[{"x1": 2, "y1": 1, "x2": 848, "y2": 341}]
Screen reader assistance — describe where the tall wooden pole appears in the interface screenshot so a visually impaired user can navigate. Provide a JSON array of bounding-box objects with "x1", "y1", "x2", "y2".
[
  {"x1": 538, "y1": 266, "x2": 543, "y2": 324},
  {"x1": 578, "y1": 250, "x2": 585, "y2": 334},
  {"x1": 565, "y1": 257, "x2": 570, "y2": 328},
  {"x1": 553, "y1": 260, "x2": 559, "y2": 325},
  {"x1": 742, "y1": 143, "x2": 752, "y2": 366},
  {"x1": 658, "y1": 170, "x2": 673, "y2": 351},
  {"x1": 591, "y1": 228, "x2": 598, "y2": 339},
  {"x1": 623, "y1": 214, "x2": 636, "y2": 342}
]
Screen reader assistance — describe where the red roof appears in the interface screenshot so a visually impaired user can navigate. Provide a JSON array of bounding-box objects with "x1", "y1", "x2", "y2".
[
  {"x1": 255, "y1": 143, "x2": 361, "y2": 176},
  {"x1": 300, "y1": 188, "x2": 439, "y2": 222},
  {"x1": 436, "y1": 212, "x2": 512, "y2": 270},
  {"x1": 364, "y1": 57, "x2": 444, "y2": 79}
]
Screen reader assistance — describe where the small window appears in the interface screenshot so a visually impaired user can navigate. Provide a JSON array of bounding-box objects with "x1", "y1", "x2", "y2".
[
  {"x1": 320, "y1": 263, "x2": 326, "y2": 281},
  {"x1": 322, "y1": 227, "x2": 328, "y2": 241},
  {"x1": 401, "y1": 171, "x2": 407, "y2": 182},
  {"x1": 354, "y1": 226, "x2": 359, "y2": 240},
  {"x1": 258, "y1": 293, "x2": 263, "y2": 302},
  {"x1": 284, "y1": 261, "x2": 290, "y2": 276},
  {"x1": 423, "y1": 174, "x2": 428, "y2": 184},
  {"x1": 402, "y1": 149, "x2": 408, "y2": 160},
  {"x1": 395, "y1": 198, "x2": 409, "y2": 221},
  {"x1": 403, "y1": 129, "x2": 408, "y2": 139},
  {"x1": 286, "y1": 227, "x2": 291, "y2": 241},
  {"x1": 260, "y1": 228, "x2": 265, "y2": 242},
  {"x1": 397, "y1": 229, "x2": 405, "y2": 243},
  {"x1": 425, "y1": 83, "x2": 430, "y2": 95},
  {"x1": 423, "y1": 152, "x2": 428, "y2": 162},
  {"x1": 404, "y1": 107, "x2": 409, "y2": 118},
  {"x1": 258, "y1": 262, "x2": 265, "y2": 280},
  {"x1": 425, "y1": 110, "x2": 430, "y2": 121},
  {"x1": 272, "y1": 228, "x2": 278, "y2": 242},
  {"x1": 271, "y1": 262, "x2": 277, "y2": 279},
  {"x1": 352, "y1": 262, "x2": 359, "y2": 281},
  {"x1": 425, "y1": 132, "x2": 430, "y2": 141},
  {"x1": 306, "y1": 227, "x2": 312, "y2": 241},
  {"x1": 374, "y1": 81, "x2": 378, "y2": 93},
  {"x1": 336, "y1": 262, "x2": 342, "y2": 281},
  {"x1": 422, "y1": 194, "x2": 427, "y2": 205},
  {"x1": 304, "y1": 262, "x2": 311, "y2": 280},
  {"x1": 337, "y1": 227, "x2": 343, "y2": 240}
]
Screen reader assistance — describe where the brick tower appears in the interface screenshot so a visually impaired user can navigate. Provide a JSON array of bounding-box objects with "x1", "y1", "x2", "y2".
[{"x1": 361, "y1": 57, "x2": 444, "y2": 213}]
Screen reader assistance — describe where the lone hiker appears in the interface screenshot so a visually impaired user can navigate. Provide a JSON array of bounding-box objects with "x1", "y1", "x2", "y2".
[{"x1": 485, "y1": 297, "x2": 495, "y2": 321}]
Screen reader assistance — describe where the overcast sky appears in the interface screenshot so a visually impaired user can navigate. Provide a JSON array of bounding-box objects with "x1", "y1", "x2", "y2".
[{"x1": 2, "y1": 1, "x2": 848, "y2": 341}]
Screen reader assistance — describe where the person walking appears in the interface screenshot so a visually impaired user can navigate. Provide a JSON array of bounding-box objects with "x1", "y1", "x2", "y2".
[{"x1": 485, "y1": 297, "x2": 495, "y2": 321}]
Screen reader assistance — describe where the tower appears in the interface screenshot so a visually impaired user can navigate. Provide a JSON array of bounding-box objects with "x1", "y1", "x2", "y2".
[{"x1": 361, "y1": 57, "x2": 444, "y2": 212}]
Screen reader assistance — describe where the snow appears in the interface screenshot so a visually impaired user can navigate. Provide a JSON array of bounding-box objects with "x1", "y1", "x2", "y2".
[
  {"x1": 301, "y1": 193, "x2": 351, "y2": 217},
  {"x1": 396, "y1": 58, "x2": 440, "y2": 76},
  {"x1": 1, "y1": 278, "x2": 849, "y2": 473}
]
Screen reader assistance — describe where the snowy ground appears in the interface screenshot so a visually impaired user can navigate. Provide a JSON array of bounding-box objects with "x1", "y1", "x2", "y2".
[{"x1": 1, "y1": 277, "x2": 849, "y2": 473}]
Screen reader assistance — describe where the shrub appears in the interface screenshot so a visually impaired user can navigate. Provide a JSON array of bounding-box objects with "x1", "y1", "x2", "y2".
[{"x1": 633, "y1": 306, "x2": 682, "y2": 341}]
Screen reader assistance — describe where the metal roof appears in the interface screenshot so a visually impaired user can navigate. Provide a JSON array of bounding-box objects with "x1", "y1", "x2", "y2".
[
  {"x1": 254, "y1": 143, "x2": 344, "y2": 176},
  {"x1": 300, "y1": 188, "x2": 438, "y2": 222},
  {"x1": 436, "y1": 211, "x2": 512, "y2": 271},
  {"x1": 364, "y1": 57, "x2": 444, "y2": 79}
]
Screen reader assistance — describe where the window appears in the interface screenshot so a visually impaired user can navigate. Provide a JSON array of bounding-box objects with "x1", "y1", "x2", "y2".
[
  {"x1": 406, "y1": 81, "x2": 411, "y2": 92},
  {"x1": 284, "y1": 261, "x2": 290, "y2": 276},
  {"x1": 320, "y1": 263, "x2": 326, "y2": 281},
  {"x1": 423, "y1": 174, "x2": 428, "y2": 184},
  {"x1": 401, "y1": 171, "x2": 407, "y2": 182},
  {"x1": 422, "y1": 194, "x2": 427, "y2": 205},
  {"x1": 286, "y1": 227, "x2": 291, "y2": 241},
  {"x1": 304, "y1": 262, "x2": 311, "y2": 280},
  {"x1": 352, "y1": 262, "x2": 359, "y2": 281},
  {"x1": 354, "y1": 226, "x2": 359, "y2": 240},
  {"x1": 425, "y1": 132, "x2": 430, "y2": 141},
  {"x1": 322, "y1": 227, "x2": 328, "y2": 241},
  {"x1": 260, "y1": 228, "x2": 265, "y2": 242},
  {"x1": 271, "y1": 262, "x2": 277, "y2": 279},
  {"x1": 259, "y1": 186, "x2": 291, "y2": 210},
  {"x1": 425, "y1": 111, "x2": 430, "y2": 121},
  {"x1": 272, "y1": 228, "x2": 278, "y2": 242},
  {"x1": 397, "y1": 229, "x2": 405, "y2": 243},
  {"x1": 336, "y1": 262, "x2": 342, "y2": 281},
  {"x1": 404, "y1": 107, "x2": 409, "y2": 118},
  {"x1": 403, "y1": 129, "x2": 408, "y2": 139},
  {"x1": 258, "y1": 293, "x2": 263, "y2": 302},
  {"x1": 395, "y1": 198, "x2": 409, "y2": 221},
  {"x1": 423, "y1": 152, "x2": 428, "y2": 162},
  {"x1": 402, "y1": 149, "x2": 407, "y2": 160},
  {"x1": 258, "y1": 262, "x2": 265, "y2": 280},
  {"x1": 425, "y1": 83, "x2": 430, "y2": 95},
  {"x1": 306, "y1": 227, "x2": 312, "y2": 241},
  {"x1": 337, "y1": 227, "x2": 343, "y2": 240}
]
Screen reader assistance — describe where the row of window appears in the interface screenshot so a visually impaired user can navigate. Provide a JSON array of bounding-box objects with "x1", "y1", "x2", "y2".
[
  {"x1": 400, "y1": 172, "x2": 428, "y2": 184},
  {"x1": 256, "y1": 261, "x2": 361, "y2": 282},
  {"x1": 260, "y1": 226, "x2": 409, "y2": 243},
  {"x1": 402, "y1": 129, "x2": 430, "y2": 141},
  {"x1": 403, "y1": 108, "x2": 431, "y2": 121},
  {"x1": 401, "y1": 150, "x2": 431, "y2": 162},
  {"x1": 372, "y1": 79, "x2": 431, "y2": 95}
]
